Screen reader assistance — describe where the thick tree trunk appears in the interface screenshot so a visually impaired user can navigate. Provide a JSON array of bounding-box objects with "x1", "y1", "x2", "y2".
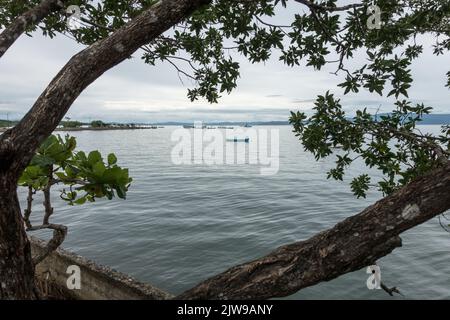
[
  {"x1": 0, "y1": 173, "x2": 37, "y2": 299},
  {"x1": 177, "y1": 162, "x2": 450, "y2": 300},
  {"x1": 0, "y1": 0, "x2": 67, "y2": 58}
]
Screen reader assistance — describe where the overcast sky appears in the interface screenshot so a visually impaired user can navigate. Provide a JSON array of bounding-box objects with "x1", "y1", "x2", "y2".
[{"x1": 0, "y1": 2, "x2": 449, "y2": 123}]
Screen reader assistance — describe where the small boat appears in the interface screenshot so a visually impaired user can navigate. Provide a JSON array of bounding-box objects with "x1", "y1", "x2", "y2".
[
  {"x1": 226, "y1": 137, "x2": 249, "y2": 143},
  {"x1": 243, "y1": 123, "x2": 252, "y2": 128},
  {"x1": 183, "y1": 124, "x2": 206, "y2": 129}
]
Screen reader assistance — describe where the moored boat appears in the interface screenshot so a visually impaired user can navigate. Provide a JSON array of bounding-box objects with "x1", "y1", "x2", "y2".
[{"x1": 226, "y1": 137, "x2": 250, "y2": 143}]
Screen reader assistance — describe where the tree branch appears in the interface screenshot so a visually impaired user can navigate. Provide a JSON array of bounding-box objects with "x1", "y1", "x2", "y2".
[
  {"x1": 0, "y1": 0, "x2": 67, "y2": 58},
  {"x1": 370, "y1": 124, "x2": 450, "y2": 165},
  {"x1": 294, "y1": 0, "x2": 364, "y2": 12},
  {"x1": 43, "y1": 166, "x2": 54, "y2": 225},
  {"x1": 28, "y1": 223, "x2": 67, "y2": 266},
  {"x1": 23, "y1": 186, "x2": 35, "y2": 229},
  {"x1": 380, "y1": 281, "x2": 403, "y2": 296}
]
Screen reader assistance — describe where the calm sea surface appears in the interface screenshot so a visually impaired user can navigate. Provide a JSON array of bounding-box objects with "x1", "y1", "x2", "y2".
[{"x1": 19, "y1": 125, "x2": 450, "y2": 299}]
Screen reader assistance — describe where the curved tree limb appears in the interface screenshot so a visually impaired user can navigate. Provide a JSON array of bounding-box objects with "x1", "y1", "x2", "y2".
[
  {"x1": 0, "y1": 0, "x2": 67, "y2": 58},
  {"x1": 23, "y1": 186, "x2": 35, "y2": 229},
  {"x1": 294, "y1": 0, "x2": 364, "y2": 12},
  {"x1": 177, "y1": 161, "x2": 450, "y2": 299},
  {"x1": 28, "y1": 224, "x2": 67, "y2": 266},
  {"x1": 380, "y1": 282, "x2": 403, "y2": 297}
]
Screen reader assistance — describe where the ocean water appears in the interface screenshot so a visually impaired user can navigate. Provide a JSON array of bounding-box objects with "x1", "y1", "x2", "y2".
[{"x1": 19, "y1": 125, "x2": 450, "y2": 299}]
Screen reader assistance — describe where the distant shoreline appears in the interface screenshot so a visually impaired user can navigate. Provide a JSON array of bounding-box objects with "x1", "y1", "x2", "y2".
[
  {"x1": 55, "y1": 126, "x2": 156, "y2": 131},
  {"x1": 0, "y1": 126, "x2": 157, "y2": 133},
  {"x1": 1, "y1": 120, "x2": 448, "y2": 133},
  {"x1": 1, "y1": 113, "x2": 450, "y2": 131}
]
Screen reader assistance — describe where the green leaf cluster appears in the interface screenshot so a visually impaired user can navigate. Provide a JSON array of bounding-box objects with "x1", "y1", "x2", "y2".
[
  {"x1": 19, "y1": 134, "x2": 132, "y2": 205},
  {"x1": 290, "y1": 93, "x2": 449, "y2": 198}
]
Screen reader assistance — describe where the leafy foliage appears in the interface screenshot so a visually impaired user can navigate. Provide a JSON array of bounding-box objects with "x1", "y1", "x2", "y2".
[
  {"x1": 19, "y1": 134, "x2": 132, "y2": 205},
  {"x1": 91, "y1": 120, "x2": 107, "y2": 127},
  {"x1": 61, "y1": 120, "x2": 83, "y2": 128},
  {"x1": 290, "y1": 93, "x2": 449, "y2": 198}
]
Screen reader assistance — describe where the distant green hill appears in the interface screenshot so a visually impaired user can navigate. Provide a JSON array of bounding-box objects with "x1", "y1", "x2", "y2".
[
  {"x1": 1, "y1": 114, "x2": 449, "y2": 129},
  {"x1": 150, "y1": 115, "x2": 450, "y2": 126},
  {"x1": 0, "y1": 120, "x2": 17, "y2": 127},
  {"x1": 417, "y1": 114, "x2": 450, "y2": 125},
  {"x1": 373, "y1": 114, "x2": 450, "y2": 125}
]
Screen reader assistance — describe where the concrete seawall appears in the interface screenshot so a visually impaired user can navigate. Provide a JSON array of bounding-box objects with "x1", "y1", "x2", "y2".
[{"x1": 30, "y1": 237, "x2": 172, "y2": 300}]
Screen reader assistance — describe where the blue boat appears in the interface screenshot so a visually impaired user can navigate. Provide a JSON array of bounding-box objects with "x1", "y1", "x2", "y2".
[
  {"x1": 183, "y1": 124, "x2": 206, "y2": 129},
  {"x1": 226, "y1": 137, "x2": 249, "y2": 143}
]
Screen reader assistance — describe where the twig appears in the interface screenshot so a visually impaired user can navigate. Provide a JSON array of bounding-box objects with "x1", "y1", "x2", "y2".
[
  {"x1": 255, "y1": 16, "x2": 290, "y2": 36},
  {"x1": 380, "y1": 281, "x2": 403, "y2": 297},
  {"x1": 294, "y1": 0, "x2": 364, "y2": 12},
  {"x1": 29, "y1": 224, "x2": 68, "y2": 266},
  {"x1": 23, "y1": 186, "x2": 35, "y2": 229},
  {"x1": 43, "y1": 166, "x2": 54, "y2": 225}
]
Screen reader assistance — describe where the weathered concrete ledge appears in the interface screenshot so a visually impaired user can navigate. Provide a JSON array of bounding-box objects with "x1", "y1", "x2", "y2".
[{"x1": 30, "y1": 236, "x2": 172, "y2": 300}]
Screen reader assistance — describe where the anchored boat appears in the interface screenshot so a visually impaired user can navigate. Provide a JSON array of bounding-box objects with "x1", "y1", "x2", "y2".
[
  {"x1": 183, "y1": 124, "x2": 206, "y2": 129},
  {"x1": 226, "y1": 137, "x2": 250, "y2": 143}
]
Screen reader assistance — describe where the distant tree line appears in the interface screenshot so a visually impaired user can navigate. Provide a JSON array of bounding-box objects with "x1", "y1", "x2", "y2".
[
  {"x1": 0, "y1": 119, "x2": 18, "y2": 127},
  {"x1": 60, "y1": 120, "x2": 83, "y2": 128},
  {"x1": 59, "y1": 120, "x2": 110, "y2": 128}
]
